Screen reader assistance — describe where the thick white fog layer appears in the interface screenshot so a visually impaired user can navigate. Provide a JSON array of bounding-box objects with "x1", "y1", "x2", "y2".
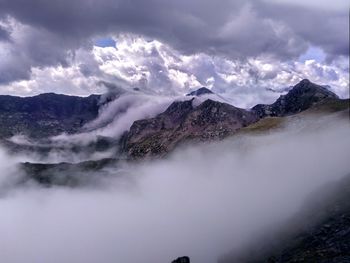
[{"x1": 0, "y1": 116, "x2": 350, "y2": 263}]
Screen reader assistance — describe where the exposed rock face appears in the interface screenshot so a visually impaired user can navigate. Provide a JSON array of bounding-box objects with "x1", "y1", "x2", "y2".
[
  {"x1": 123, "y1": 99, "x2": 258, "y2": 158},
  {"x1": 0, "y1": 93, "x2": 100, "y2": 138},
  {"x1": 186, "y1": 87, "x2": 214, "y2": 96},
  {"x1": 252, "y1": 79, "x2": 339, "y2": 118}
]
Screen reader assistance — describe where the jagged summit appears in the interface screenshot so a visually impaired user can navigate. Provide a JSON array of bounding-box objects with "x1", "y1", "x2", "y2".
[
  {"x1": 292, "y1": 79, "x2": 337, "y2": 98},
  {"x1": 186, "y1": 87, "x2": 214, "y2": 96},
  {"x1": 252, "y1": 79, "x2": 339, "y2": 117}
]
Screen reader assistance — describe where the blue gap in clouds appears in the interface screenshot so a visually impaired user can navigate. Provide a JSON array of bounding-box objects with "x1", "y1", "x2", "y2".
[
  {"x1": 94, "y1": 38, "x2": 116, "y2": 48},
  {"x1": 299, "y1": 46, "x2": 326, "y2": 63}
]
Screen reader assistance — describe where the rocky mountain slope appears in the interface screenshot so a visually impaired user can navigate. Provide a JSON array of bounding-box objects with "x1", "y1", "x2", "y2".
[
  {"x1": 122, "y1": 98, "x2": 259, "y2": 158},
  {"x1": 0, "y1": 93, "x2": 100, "y2": 138}
]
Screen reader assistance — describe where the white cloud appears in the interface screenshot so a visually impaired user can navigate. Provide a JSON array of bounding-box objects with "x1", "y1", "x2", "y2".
[{"x1": 0, "y1": 35, "x2": 348, "y2": 107}]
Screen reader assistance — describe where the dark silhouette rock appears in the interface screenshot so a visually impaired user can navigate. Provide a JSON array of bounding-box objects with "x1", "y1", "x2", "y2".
[
  {"x1": 186, "y1": 87, "x2": 214, "y2": 96},
  {"x1": 172, "y1": 256, "x2": 190, "y2": 263}
]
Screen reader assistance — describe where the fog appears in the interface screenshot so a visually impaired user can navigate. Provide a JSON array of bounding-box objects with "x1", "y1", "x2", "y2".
[{"x1": 0, "y1": 115, "x2": 349, "y2": 263}]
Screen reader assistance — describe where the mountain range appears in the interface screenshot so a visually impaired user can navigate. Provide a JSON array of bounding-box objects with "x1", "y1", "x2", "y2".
[
  {"x1": 0, "y1": 79, "x2": 349, "y2": 263},
  {"x1": 0, "y1": 79, "x2": 348, "y2": 156}
]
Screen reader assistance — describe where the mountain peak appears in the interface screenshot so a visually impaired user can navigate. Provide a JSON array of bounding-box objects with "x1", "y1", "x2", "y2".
[
  {"x1": 252, "y1": 80, "x2": 339, "y2": 117},
  {"x1": 300, "y1": 78, "x2": 311, "y2": 84},
  {"x1": 186, "y1": 87, "x2": 214, "y2": 96},
  {"x1": 291, "y1": 79, "x2": 337, "y2": 98}
]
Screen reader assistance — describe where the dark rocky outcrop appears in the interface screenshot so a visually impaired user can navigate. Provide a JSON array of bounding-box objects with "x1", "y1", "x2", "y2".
[
  {"x1": 122, "y1": 99, "x2": 259, "y2": 158},
  {"x1": 0, "y1": 93, "x2": 100, "y2": 139},
  {"x1": 186, "y1": 87, "x2": 214, "y2": 96},
  {"x1": 252, "y1": 79, "x2": 339, "y2": 118},
  {"x1": 19, "y1": 158, "x2": 118, "y2": 187},
  {"x1": 172, "y1": 256, "x2": 190, "y2": 263}
]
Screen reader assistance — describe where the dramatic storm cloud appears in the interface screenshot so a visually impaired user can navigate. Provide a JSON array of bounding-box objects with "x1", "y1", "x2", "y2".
[{"x1": 0, "y1": 0, "x2": 348, "y2": 105}]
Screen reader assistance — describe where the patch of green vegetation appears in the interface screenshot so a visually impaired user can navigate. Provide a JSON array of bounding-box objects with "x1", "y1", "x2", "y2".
[
  {"x1": 241, "y1": 117, "x2": 284, "y2": 133},
  {"x1": 305, "y1": 98, "x2": 349, "y2": 114}
]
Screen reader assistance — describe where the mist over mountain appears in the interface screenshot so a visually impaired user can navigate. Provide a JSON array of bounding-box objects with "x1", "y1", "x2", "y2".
[
  {"x1": 0, "y1": 0, "x2": 349, "y2": 261},
  {"x1": 0, "y1": 77, "x2": 349, "y2": 262}
]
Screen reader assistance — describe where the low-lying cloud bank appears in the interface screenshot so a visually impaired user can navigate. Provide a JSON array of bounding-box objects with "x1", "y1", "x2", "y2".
[{"x1": 0, "y1": 114, "x2": 349, "y2": 263}]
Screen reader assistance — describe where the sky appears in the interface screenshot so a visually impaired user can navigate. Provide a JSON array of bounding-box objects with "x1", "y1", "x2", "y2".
[{"x1": 0, "y1": 0, "x2": 348, "y2": 107}]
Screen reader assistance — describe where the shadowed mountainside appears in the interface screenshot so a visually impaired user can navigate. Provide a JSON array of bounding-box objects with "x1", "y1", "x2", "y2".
[
  {"x1": 0, "y1": 93, "x2": 100, "y2": 138},
  {"x1": 252, "y1": 79, "x2": 340, "y2": 118}
]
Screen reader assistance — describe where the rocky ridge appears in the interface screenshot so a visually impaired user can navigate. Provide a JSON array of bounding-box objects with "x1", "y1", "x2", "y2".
[
  {"x1": 122, "y1": 98, "x2": 259, "y2": 158},
  {"x1": 0, "y1": 93, "x2": 100, "y2": 138}
]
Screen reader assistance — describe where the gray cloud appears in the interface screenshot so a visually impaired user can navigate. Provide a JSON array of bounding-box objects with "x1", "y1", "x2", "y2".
[
  {"x1": 0, "y1": 0, "x2": 348, "y2": 83},
  {"x1": 0, "y1": 18, "x2": 84, "y2": 84},
  {"x1": 255, "y1": 1, "x2": 349, "y2": 60},
  {"x1": 0, "y1": 25, "x2": 10, "y2": 41}
]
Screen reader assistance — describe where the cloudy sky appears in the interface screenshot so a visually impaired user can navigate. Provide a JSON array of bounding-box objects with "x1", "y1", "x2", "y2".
[{"x1": 0, "y1": 0, "x2": 348, "y2": 107}]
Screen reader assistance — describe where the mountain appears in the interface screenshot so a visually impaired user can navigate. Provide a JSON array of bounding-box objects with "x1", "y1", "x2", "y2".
[
  {"x1": 0, "y1": 93, "x2": 100, "y2": 138},
  {"x1": 0, "y1": 80, "x2": 349, "y2": 263},
  {"x1": 121, "y1": 79, "x2": 347, "y2": 159},
  {"x1": 186, "y1": 87, "x2": 214, "y2": 96},
  {"x1": 252, "y1": 79, "x2": 339, "y2": 118},
  {"x1": 122, "y1": 98, "x2": 258, "y2": 158}
]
